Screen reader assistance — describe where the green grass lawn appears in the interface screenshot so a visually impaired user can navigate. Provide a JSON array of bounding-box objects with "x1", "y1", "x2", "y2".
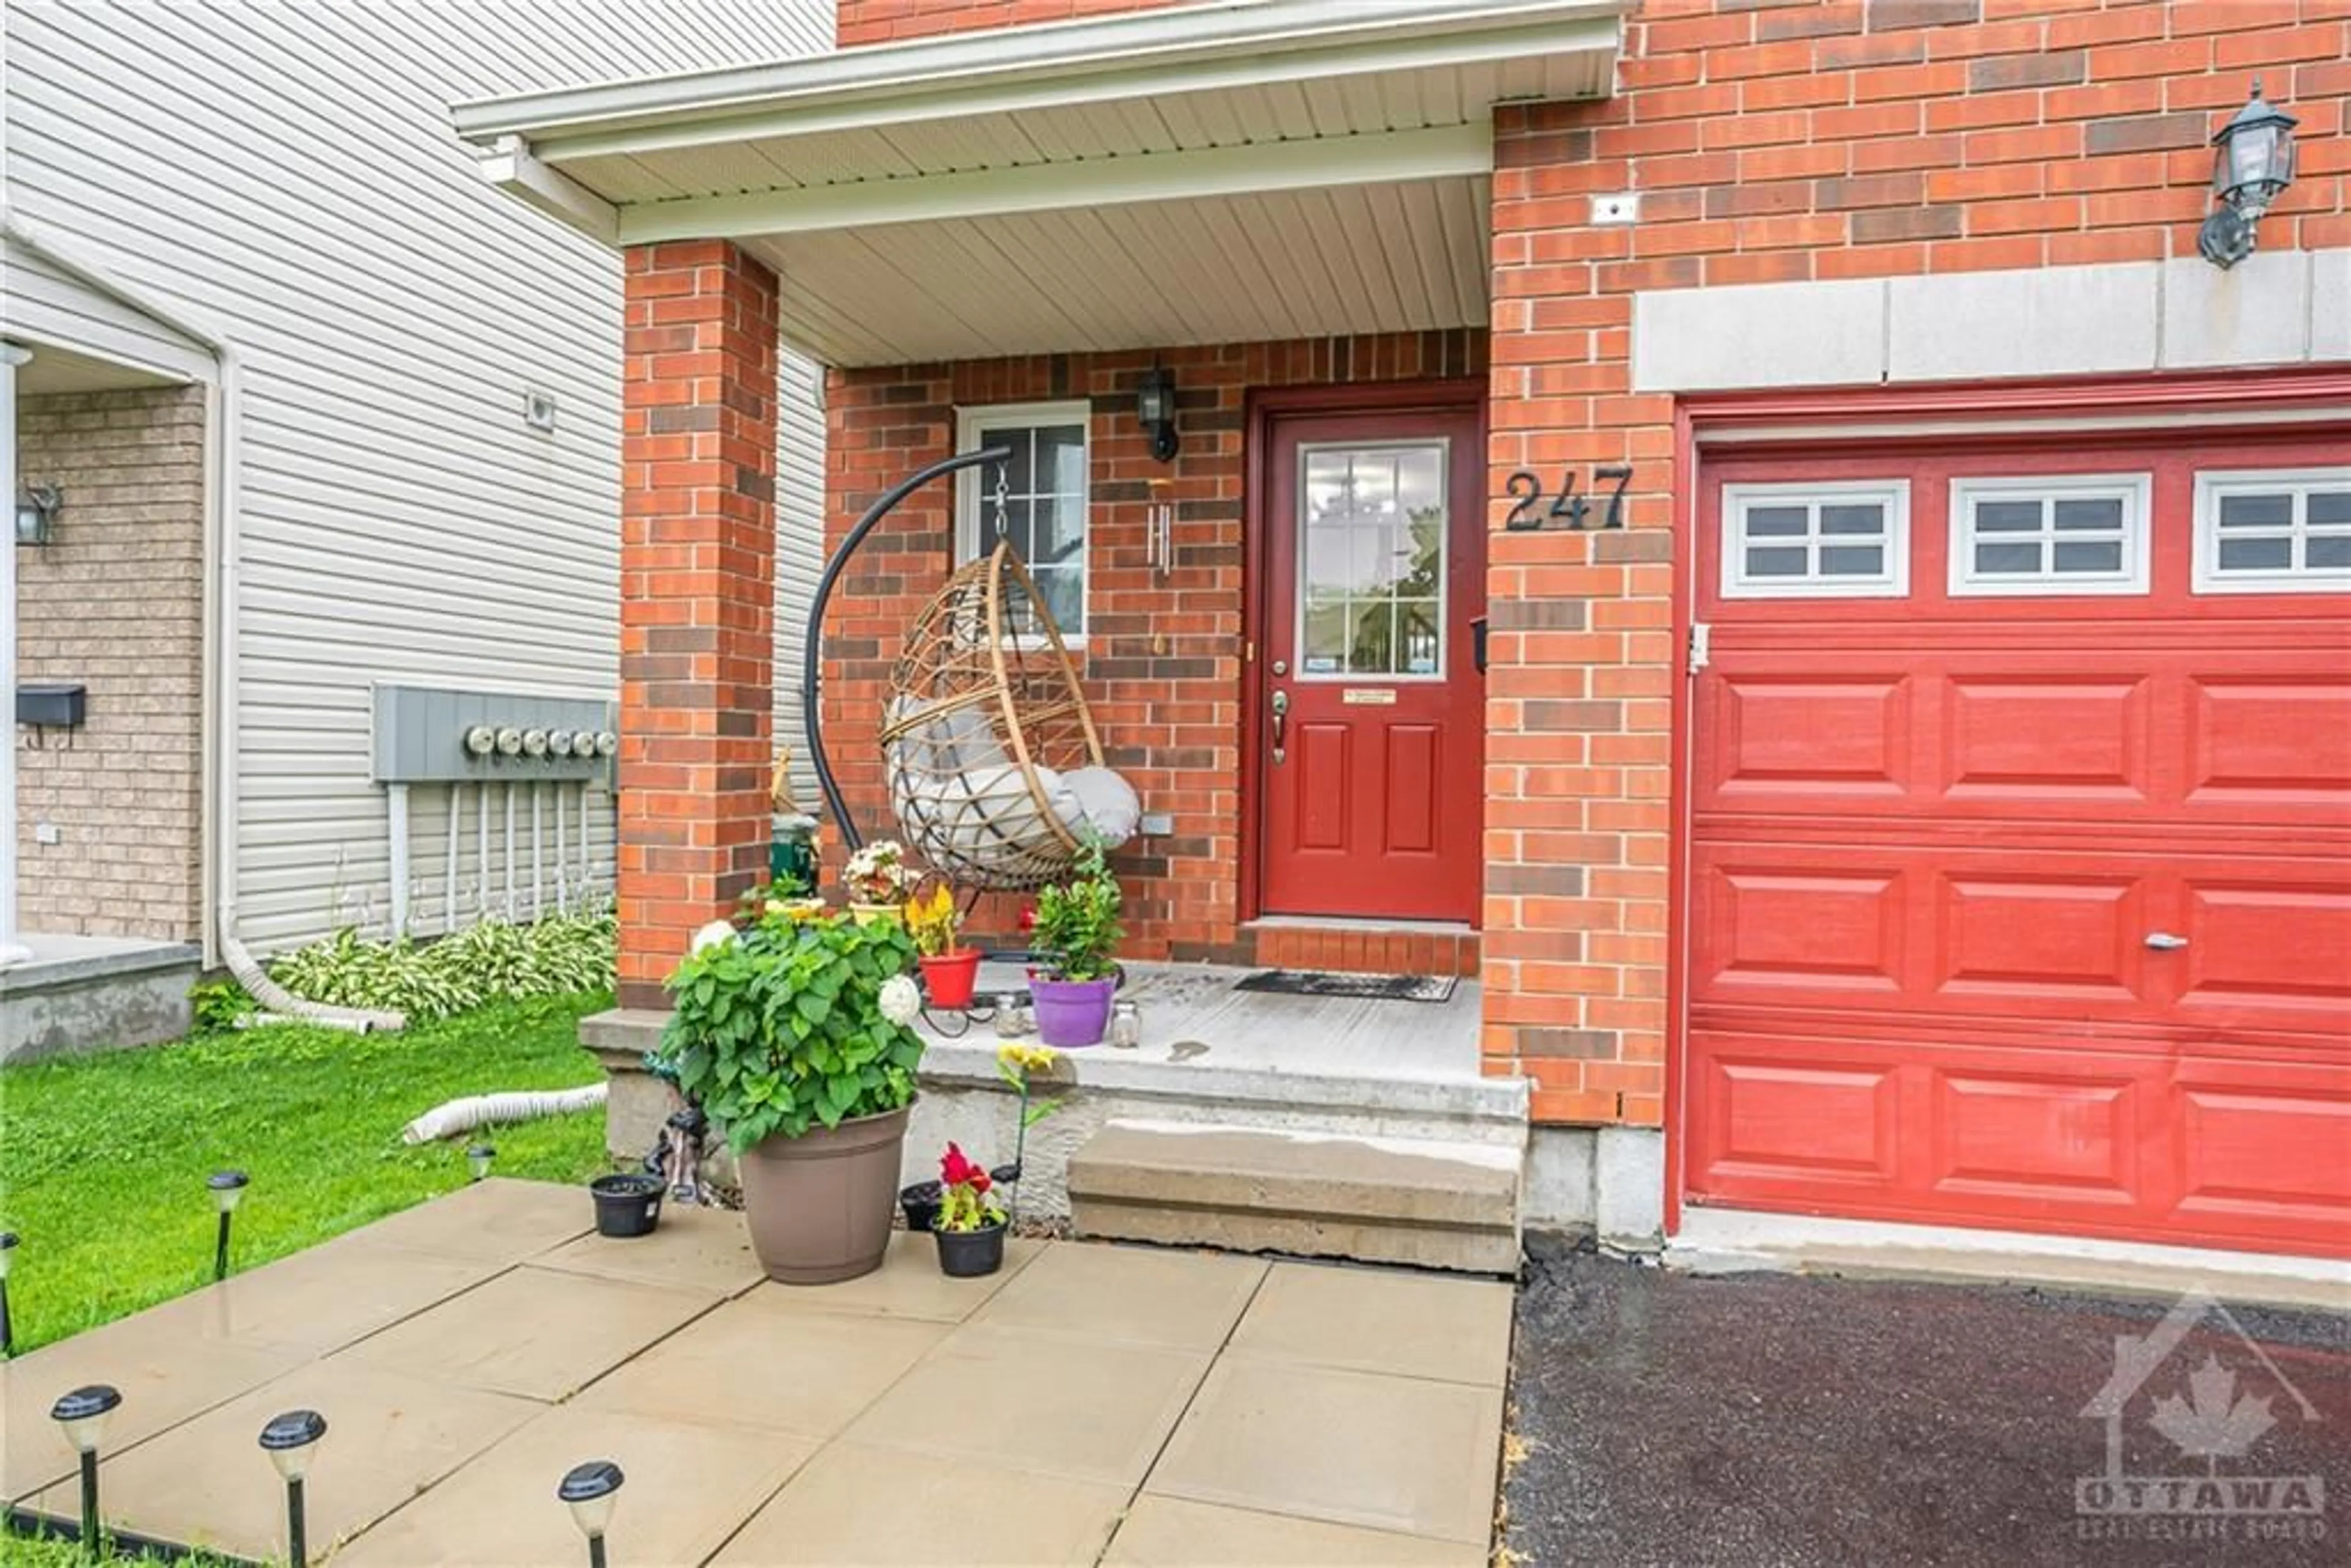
[{"x1": 0, "y1": 992, "x2": 615, "y2": 1356}]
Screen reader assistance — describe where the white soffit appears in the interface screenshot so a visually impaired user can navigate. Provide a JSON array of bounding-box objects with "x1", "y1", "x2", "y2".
[{"x1": 454, "y1": 0, "x2": 1621, "y2": 364}]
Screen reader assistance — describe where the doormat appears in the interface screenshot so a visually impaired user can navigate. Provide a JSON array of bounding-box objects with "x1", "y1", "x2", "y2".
[{"x1": 1235, "y1": 969, "x2": 1457, "y2": 1003}]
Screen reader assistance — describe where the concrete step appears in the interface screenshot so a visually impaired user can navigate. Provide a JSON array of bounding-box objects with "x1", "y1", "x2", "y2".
[{"x1": 1068, "y1": 1119, "x2": 1521, "y2": 1275}]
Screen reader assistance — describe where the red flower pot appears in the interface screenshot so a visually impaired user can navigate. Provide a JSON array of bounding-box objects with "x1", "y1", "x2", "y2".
[{"x1": 918, "y1": 948, "x2": 982, "y2": 1010}]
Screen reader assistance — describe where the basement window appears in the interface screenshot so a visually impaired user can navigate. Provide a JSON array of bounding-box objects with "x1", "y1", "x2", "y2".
[
  {"x1": 2194, "y1": 469, "x2": 2351, "y2": 594},
  {"x1": 1949, "y1": 475, "x2": 2151, "y2": 596},
  {"x1": 1720, "y1": 481, "x2": 1910, "y2": 599},
  {"x1": 957, "y1": 402, "x2": 1091, "y2": 640}
]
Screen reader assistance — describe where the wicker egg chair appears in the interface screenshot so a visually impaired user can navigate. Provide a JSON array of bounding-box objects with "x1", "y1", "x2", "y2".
[{"x1": 880, "y1": 539, "x2": 1130, "y2": 891}]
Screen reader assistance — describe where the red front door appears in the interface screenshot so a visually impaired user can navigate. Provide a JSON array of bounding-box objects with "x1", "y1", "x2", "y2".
[{"x1": 1259, "y1": 404, "x2": 1485, "y2": 921}]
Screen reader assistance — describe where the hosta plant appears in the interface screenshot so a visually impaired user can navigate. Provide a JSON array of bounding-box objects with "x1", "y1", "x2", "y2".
[{"x1": 657, "y1": 909, "x2": 926, "y2": 1154}]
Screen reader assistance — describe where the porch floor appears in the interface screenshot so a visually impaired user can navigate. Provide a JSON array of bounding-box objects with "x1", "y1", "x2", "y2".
[
  {"x1": 928, "y1": 959, "x2": 1483, "y2": 1081},
  {"x1": 2, "y1": 1179, "x2": 1509, "y2": 1565}
]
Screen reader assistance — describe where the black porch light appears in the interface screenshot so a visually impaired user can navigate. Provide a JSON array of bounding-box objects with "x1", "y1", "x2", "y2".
[
  {"x1": 208, "y1": 1169, "x2": 249, "y2": 1281},
  {"x1": 2200, "y1": 78, "x2": 2297, "y2": 269},
  {"x1": 0, "y1": 1230, "x2": 17, "y2": 1356},
  {"x1": 558, "y1": 1459, "x2": 625, "y2": 1568},
  {"x1": 467, "y1": 1142, "x2": 497, "y2": 1183},
  {"x1": 1136, "y1": 365, "x2": 1179, "y2": 463},
  {"x1": 51, "y1": 1383, "x2": 122, "y2": 1557},
  {"x1": 259, "y1": 1408, "x2": 328, "y2": 1566},
  {"x1": 15, "y1": 484, "x2": 61, "y2": 546}
]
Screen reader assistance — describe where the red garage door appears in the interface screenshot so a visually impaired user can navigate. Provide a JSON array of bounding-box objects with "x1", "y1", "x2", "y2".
[{"x1": 1684, "y1": 432, "x2": 2351, "y2": 1259}]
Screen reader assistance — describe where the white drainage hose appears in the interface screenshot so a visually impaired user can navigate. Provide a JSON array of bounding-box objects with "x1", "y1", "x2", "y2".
[
  {"x1": 400, "y1": 1084, "x2": 607, "y2": 1145},
  {"x1": 223, "y1": 932, "x2": 406, "y2": 1033}
]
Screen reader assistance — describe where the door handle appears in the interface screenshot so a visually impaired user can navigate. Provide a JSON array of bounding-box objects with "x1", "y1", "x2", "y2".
[
  {"x1": 1269, "y1": 689, "x2": 1288, "y2": 765},
  {"x1": 2144, "y1": 932, "x2": 2189, "y2": 951}
]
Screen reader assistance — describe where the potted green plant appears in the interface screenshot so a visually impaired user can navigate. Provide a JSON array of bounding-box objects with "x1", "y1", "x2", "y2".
[
  {"x1": 1026, "y1": 842, "x2": 1123, "y2": 1048},
  {"x1": 906, "y1": 882, "x2": 980, "y2": 1009},
  {"x1": 931, "y1": 1141, "x2": 1007, "y2": 1277},
  {"x1": 657, "y1": 909, "x2": 927, "y2": 1284},
  {"x1": 844, "y1": 839, "x2": 910, "y2": 925}
]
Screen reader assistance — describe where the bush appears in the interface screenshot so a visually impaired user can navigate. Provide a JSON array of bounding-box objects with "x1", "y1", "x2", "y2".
[
  {"x1": 263, "y1": 909, "x2": 617, "y2": 1022},
  {"x1": 656, "y1": 909, "x2": 924, "y2": 1153}
]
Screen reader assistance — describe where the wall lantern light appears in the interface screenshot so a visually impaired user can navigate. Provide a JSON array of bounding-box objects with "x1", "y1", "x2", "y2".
[
  {"x1": 2200, "y1": 78, "x2": 2297, "y2": 270},
  {"x1": 15, "y1": 484, "x2": 61, "y2": 546},
  {"x1": 1136, "y1": 366, "x2": 1179, "y2": 464}
]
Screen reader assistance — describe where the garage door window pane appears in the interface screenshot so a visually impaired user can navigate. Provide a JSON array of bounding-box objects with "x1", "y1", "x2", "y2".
[
  {"x1": 1950, "y1": 476, "x2": 2148, "y2": 596},
  {"x1": 1722, "y1": 484, "x2": 1908, "y2": 599},
  {"x1": 2053, "y1": 540, "x2": 2123, "y2": 574},
  {"x1": 2197, "y1": 472, "x2": 2351, "y2": 593}
]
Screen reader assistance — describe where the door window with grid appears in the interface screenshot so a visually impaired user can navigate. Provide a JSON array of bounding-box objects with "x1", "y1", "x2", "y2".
[
  {"x1": 2194, "y1": 469, "x2": 2351, "y2": 593},
  {"x1": 958, "y1": 402, "x2": 1090, "y2": 638}
]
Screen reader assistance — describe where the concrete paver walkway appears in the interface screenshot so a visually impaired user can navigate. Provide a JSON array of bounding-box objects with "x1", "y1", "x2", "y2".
[{"x1": 1, "y1": 1179, "x2": 1511, "y2": 1565}]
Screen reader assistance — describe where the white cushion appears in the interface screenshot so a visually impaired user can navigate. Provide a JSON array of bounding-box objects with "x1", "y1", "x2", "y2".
[{"x1": 1057, "y1": 765, "x2": 1141, "y2": 848}]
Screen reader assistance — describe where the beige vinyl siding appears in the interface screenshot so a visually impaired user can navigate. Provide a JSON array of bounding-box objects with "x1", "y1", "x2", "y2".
[
  {"x1": 774, "y1": 348, "x2": 827, "y2": 816},
  {"x1": 1, "y1": 241, "x2": 214, "y2": 383},
  {"x1": 4, "y1": 0, "x2": 830, "y2": 953}
]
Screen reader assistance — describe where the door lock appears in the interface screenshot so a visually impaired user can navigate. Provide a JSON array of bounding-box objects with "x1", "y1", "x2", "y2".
[{"x1": 1269, "y1": 689, "x2": 1288, "y2": 765}]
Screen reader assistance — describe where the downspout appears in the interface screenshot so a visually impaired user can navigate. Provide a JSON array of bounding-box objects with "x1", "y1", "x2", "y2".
[{"x1": 0, "y1": 209, "x2": 400, "y2": 1029}]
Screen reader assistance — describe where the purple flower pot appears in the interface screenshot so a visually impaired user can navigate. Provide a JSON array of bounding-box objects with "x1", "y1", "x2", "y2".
[{"x1": 1029, "y1": 975, "x2": 1116, "y2": 1048}]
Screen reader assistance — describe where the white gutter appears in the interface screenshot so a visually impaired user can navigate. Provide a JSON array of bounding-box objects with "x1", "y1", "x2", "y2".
[
  {"x1": 0, "y1": 343, "x2": 31, "y2": 964},
  {"x1": 451, "y1": 0, "x2": 1626, "y2": 159},
  {"x1": 0, "y1": 210, "x2": 399, "y2": 1027}
]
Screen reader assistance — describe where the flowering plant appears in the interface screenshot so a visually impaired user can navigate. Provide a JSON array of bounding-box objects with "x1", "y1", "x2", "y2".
[
  {"x1": 904, "y1": 883, "x2": 963, "y2": 958},
  {"x1": 935, "y1": 1141, "x2": 1005, "y2": 1233},
  {"x1": 844, "y1": 840, "x2": 910, "y2": 904},
  {"x1": 657, "y1": 907, "x2": 924, "y2": 1153}
]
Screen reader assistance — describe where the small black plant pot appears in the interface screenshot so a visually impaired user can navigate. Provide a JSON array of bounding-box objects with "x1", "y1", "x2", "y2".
[
  {"x1": 933, "y1": 1221, "x2": 1007, "y2": 1278},
  {"x1": 990, "y1": 1162, "x2": 1020, "y2": 1186},
  {"x1": 899, "y1": 1180, "x2": 943, "y2": 1234},
  {"x1": 590, "y1": 1172, "x2": 664, "y2": 1238}
]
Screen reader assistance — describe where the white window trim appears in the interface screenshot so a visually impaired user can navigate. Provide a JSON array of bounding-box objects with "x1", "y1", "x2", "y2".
[
  {"x1": 2192, "y1": 467, "x2": 2351, "y2": 596},
  {"x1": 1946, "y1": 473, "x2": 2151, "y2": 598},
  {"x1": 1293, "y1": 437, "x2": 1452, "y2": 684},
  {"x1": 1719, "y1": 479, "x2": 1910, "y2": 600},
  {"x1": 954, "y1": 399, "x2": 1093, "y2": 645}
]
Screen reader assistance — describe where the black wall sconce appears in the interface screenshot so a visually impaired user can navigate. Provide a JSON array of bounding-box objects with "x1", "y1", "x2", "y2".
[
  {"x1": 15, "y1": 484, "x2": 61, "y2": 546},
  {"x1": 2200, "y1": 79, "x2": 2297, "y2": 270},
  {"x1": 1136, "y1": 366, "x2": 1179, "y2": 463}
]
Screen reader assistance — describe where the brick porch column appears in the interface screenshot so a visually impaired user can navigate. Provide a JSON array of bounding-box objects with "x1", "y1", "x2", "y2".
[{"x1": 617, "y1": 239, "x2": 779, "y2": 1009}]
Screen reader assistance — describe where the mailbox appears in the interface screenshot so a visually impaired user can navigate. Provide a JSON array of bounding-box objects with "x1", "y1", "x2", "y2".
[{"x1": 16, "y1": 683, "x2": 86, "y2": 729}]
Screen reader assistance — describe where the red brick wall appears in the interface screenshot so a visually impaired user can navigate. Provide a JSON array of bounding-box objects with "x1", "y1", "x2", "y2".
[
  {"x1": 837, "y1": 0, "x2": 1182, "y2": 46},
  {"x1": 1482, "y1": 0, "x2": 2350, "y2": 1127},
  {"x1": 822, "y1": 333, "x2": 1486, "y2": 959},
  {"x1": 617, "y1": 240, "x2": 781, "y2": 1009}
]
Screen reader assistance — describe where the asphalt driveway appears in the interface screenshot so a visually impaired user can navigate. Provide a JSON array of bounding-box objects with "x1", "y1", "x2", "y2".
[{"x1": 1504, "y1": 1243, "x2": 2349, "y2": 1567}]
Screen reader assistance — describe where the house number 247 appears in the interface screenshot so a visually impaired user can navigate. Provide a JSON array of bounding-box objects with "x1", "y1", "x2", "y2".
[{"x1": 1501, "y1": 465, "x2": 1633, "y2": 531}]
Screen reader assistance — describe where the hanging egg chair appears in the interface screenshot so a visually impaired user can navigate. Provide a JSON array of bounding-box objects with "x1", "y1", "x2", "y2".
[{"x1": 879, "y1": 539, "x2": 1139, "y2": 891}]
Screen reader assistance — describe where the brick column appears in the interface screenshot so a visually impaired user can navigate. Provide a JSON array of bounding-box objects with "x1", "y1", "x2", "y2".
[{"x1": 617, "y1": 239, "x2": 779, "y2": 1008}]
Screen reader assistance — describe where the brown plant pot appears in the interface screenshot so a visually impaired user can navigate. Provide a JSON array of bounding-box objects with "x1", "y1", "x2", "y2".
[{"x1": 737, "y1": 1103, "x2": 913, "y2": 1285}]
